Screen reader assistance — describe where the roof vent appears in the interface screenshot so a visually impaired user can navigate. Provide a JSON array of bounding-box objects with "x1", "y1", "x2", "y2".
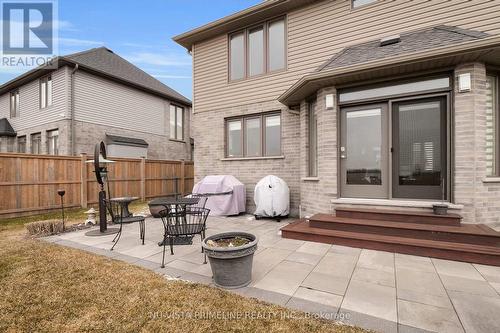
[{"x1": 380, "y1": 35, "x2": 401, "y2": 47}]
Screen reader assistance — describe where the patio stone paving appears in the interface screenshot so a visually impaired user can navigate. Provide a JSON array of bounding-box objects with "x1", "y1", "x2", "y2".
[{"x1": 46, "y1": 214, "x2": 500, "y2": 333}]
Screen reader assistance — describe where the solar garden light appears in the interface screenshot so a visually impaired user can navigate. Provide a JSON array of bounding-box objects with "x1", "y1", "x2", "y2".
[{"x1": 57, "y1": 189, "x2": 66, "y2": 231}]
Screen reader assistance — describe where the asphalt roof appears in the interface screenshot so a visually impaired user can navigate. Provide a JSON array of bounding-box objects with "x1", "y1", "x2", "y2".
[
  {"x1": 317, "y1": 26, "x2": 490, "y2": 72},
  {"x1": 0, "y1": 118, "x2": 16, "y2": 137},
  {"x1": 0, "y1": 47, "x2": 191, "y2": 106}
]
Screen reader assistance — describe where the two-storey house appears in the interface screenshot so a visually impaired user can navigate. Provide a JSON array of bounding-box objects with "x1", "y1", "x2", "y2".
[
  {"x1": 0, "y1": 47, "x2": 192, "y2": 159},
  {"x1": 174, "y1": 0, "x2": 500, "y2": 229}
]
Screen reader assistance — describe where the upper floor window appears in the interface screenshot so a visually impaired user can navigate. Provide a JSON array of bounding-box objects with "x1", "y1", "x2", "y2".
[
  {"x1": 10, "y1": 90, "x2": 19, "y2": 118},
  {"x1": 169, "y1": 104, "x2": 184, "y2": 141},
  {"x1": 486, "y1": 74, "x2": 499, "y2": 176},
  {"x1": 47, "y1": 129, "x2": 59, "y2": 155},
  {"x1": 226, "y1": 112, "x2": 281, "y2": 158},
  {"x1": 352, "y1": 0, "x2": 377, "y2": 8},
  {"x1": 40, "y1": 75, "x2": 52, "y2": 109},
  {"x1": 229, "y1": 17, "x2": 286, "y2": 81}
]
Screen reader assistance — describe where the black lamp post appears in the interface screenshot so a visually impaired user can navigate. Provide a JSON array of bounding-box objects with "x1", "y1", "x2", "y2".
[{"x1": 57, "y1": 189, "x2": 66, "y2": 231}]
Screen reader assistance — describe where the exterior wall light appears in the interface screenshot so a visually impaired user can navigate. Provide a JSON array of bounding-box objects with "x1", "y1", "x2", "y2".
[
  {"x1": 458, "y1": 73, "x2": 471, "y2": 92},
  {"x1": 325, "y1": 94, "x2": 334, "y2": 109}
]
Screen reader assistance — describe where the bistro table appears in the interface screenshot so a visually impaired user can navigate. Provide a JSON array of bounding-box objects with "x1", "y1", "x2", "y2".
[
  {"x1": 110, "y1": 196, "x2": 140, "y2": 220},
  {"x1": 148, "y1": 196, "x2": 200, "y2": 246}
]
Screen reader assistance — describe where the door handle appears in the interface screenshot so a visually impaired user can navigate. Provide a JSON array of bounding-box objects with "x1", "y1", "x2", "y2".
[{"x1": 340, "y1": 146, "x2": 346, "y2": 159}]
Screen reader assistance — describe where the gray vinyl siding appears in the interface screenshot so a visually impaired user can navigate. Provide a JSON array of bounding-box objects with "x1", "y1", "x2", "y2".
[
  {"x1": 193, "y1": 0, "x2": 500, "y2": 113},
  {"x1": 73, "y1": 71, "x2": 169, "y2": 136},
  {"x1": 0, "y1": 67, "x2": 70, "y2": 130}
]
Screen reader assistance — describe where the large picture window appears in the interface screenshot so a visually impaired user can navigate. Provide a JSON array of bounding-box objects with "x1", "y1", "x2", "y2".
[
  {"x1": 486, "y1": 74, "x2": 499, "y2": 176},
  {"x1": 170, "y1": 104, "x2": 184, "y2": 141},
  {"x1": 226, "y1": 112, "x2": 281, "y2": 158},
  {"x1": 229, "y1": 17, "x2": 286, "y2": 81},
  {"x1": 40, "y1": 75, "x2": 52, "y2": 109}
]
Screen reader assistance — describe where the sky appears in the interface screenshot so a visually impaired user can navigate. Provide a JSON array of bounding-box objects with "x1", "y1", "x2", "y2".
[{"x1": 0, "y1": 0, "x2": 261, "y2": 100}]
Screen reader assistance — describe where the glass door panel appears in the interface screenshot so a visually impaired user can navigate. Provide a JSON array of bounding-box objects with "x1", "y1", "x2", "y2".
[
  {"x1": 340, "y1": 104, "x2": 388, "y2": 198},
  {"x1": 392, "y1": 97, "x2": 447, "y2": 200}
]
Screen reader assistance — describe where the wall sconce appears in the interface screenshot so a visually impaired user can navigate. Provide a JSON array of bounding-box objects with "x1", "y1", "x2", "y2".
[
  {"x1": 458, "y1": 73, "x2": 471, "y2": 92},
  {"x1": 325, "y1": 94, "x2": 334, "y2": 109}
]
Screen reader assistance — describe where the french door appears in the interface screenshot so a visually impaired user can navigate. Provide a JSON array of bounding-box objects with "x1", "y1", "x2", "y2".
[
  {"x1": 391, "y1": 96, "x2": 447, "y2": 200},
  {"x1": 340, "y1": 96, "x2": 448, "y2": 200},
  {"x1": 340, "y1": 104, "x2": 389, "y2": 198}
]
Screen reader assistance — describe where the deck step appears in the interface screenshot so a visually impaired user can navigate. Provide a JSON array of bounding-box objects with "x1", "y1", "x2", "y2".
[
  {"x1": 309, "y1": 214, "x2": 500, "y2": 246},
  {"x1": 281, "y1": 220, "x2": 500, "y2": 266},
  {"x1": 334, "y1": 207, "x2": 462, "y2": 226}
]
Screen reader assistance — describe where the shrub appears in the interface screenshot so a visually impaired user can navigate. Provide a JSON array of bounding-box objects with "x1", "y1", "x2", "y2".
[{"x1": 25, "y1": 219, "x2": 64, "y2": 237}]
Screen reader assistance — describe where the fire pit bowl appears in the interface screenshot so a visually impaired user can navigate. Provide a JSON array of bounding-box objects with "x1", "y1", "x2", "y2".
[{"x1": 202, "y1": 232, "x2": 258, "y2": 289}]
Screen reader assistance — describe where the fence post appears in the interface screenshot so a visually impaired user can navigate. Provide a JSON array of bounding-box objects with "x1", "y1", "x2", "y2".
[
  {"x1": 80, "y1": 153, "x2": 87, "y2": 208},
  {"x1": 140, "y1": 157, "x2": 146, "y2": 201},
  {"x1": 180, "y1": 159, "x2": 185, "y2": 195}
]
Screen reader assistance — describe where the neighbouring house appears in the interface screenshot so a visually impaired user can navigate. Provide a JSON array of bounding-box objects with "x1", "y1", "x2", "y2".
[
  {"x1": 0, "y1": 47, "x2": 192, "y2": 160},
  {"x1": 174, "y1": 0, "x2": 500, "y2": 227}
]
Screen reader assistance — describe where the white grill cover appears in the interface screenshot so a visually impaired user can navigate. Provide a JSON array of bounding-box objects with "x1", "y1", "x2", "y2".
[
  {"x1": 193, "y1": 175, "x2": 246, "y2": 216},
  {"x1": 254, "y1": 175, "x2": 290, "y2": 217}
]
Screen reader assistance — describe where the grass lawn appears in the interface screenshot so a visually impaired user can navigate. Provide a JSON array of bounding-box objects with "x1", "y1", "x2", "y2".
[{"x1": 0, "y1": 206, "x2": 368, "y2": 332}]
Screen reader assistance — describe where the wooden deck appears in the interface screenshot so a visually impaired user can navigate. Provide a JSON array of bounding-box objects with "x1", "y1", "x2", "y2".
[{"x1": 281, "y1": 207, "x2": 500, "y2": 266}]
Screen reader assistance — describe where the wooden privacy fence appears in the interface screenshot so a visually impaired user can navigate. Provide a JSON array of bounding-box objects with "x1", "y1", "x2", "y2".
[{"x1": 0, "y1": 153, "x2": 194, "y2": 218}]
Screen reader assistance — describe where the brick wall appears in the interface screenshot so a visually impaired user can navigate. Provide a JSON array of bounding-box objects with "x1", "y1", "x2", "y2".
[
  {"x1": 192, "y1": 100, "x2": 301, "y2": 215},
  {"x1": 73, "y1": 120, "x2": 191, "y2": 160},
  {"x1": 454, "y1": 63, "x2": 500, "y2": 226},
  {"x1": 299, "y1": 87, "x2": 338, "y2": 217}
]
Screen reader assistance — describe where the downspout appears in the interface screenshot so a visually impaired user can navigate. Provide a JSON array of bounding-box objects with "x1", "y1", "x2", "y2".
[{"x1": 70, "y1": 64, "x2": 79, "y2": 155}]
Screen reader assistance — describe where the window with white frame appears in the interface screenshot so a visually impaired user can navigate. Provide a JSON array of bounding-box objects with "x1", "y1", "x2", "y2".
[
  {"x1": 229, "y1": 17, "x2": 286, "y2": 81},
  {"x1": 31, "y1": 133, "x2": 41, "y2": 154},
  {"x1": 169, "y1": 104, "x2": 184, "y2": 141},
  {"x1": 226, "y1": 112, "x2": 281, "y2": 158},
  {"x1": 40, "y1": 75, "x2": 52, "y2": 109},
  {"x1": 17, "y1": 136, "x2": 26, "y2": 153},
  {"x1": 47, "y1": 129, "x2": 59, "y2": 155},
  {"x1": 10, "y1": 90, "x2": 19, "y2": 118},
  {"x1": 486, "y1": 74, "x2": 499, "y2": 176}
]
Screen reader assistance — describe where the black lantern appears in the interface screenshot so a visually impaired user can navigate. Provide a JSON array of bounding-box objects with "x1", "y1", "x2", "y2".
[{"x1": 57, "y1": 189, "x2": 66, "y2": 231}]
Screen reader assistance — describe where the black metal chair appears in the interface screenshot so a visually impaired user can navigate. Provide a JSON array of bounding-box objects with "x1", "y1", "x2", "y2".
[
  {"x1": 159, "y1": 206, "x2": 210, "y2": 268},
  {"x1": 105, "y1": 199, "x2": 146, "y2": 251},
  {"x1": 185, "y1": 193, "x2": 209, "y2": 210}
]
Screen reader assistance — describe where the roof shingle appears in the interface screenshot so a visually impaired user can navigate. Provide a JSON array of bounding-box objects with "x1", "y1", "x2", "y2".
[{"x1": 318, "y1": 26, "x2": 490, "y2": 72}]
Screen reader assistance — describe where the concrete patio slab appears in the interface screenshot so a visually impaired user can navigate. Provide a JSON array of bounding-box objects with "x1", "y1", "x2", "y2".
[
  {"x1": 397, "y1": 299, "x2": 464, "y2": 333},
  {"x1": 351, "y1": 266, "x2": 395, "y2": 288},
  {"x1": 449, "y1": 290, "x2": 500, "y2": 333},
  {"x1": 396, "y1": 268, "x2": 447, "y2": 296},
  {"x1": 301, "y1": 271, "x2": 351, "y2": 296},
  {"x1": 292, "y1": 286, "x2": 343, "y2": 309},
  {"x1": 253, "y1": 260, "x2": 313, "y2": 296},
  {"x1": 341, "y1": 279, "x2": 397, "y2": 322},
  {"x1": 44, "y1": 214, "x2": 500, "y2": 333},
  {"x1": 440, "y1": 274, "x2": 499, "y2": 297},
  {"x1": 432, "y1": 258, "x2": 485, "y2": 280},
  {"x1": 285, "y1": 251, "x2": 322, "y2": 266}
]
